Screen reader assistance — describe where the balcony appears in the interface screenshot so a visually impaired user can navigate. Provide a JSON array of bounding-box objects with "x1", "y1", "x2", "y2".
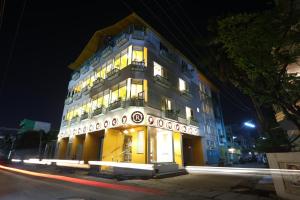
[
  {"x1": 106, "y1": 68, "x2": 120, "y2": 80},
  {"x1": 81, "y1": 86, "x2": 90, "y2": 96},
  {"x1": 160, "y1": 49, "x2": 178, "y2": 63},
  {"x1": 187, "y1": 117, "x2": 199, "y2": 126},
  {"x1": 90, "y1": 78, "x2": 104, "y2": 97},
  {"x1": 71, "y1": 72, "x2": 80, "y2": 81},
  {"x1": 92, "y1": 107, "x2": 103, "y2": 117},
  {"x1": 165, "y1": 110, "x2": 178, "y2": 121},
  {"x1": 70, "y1": 116, "x2": 79, "y2": 124},
  {"x1": 115, "y1": 33, "x2": 129, "y2": 47},
  {"x1": 180, "y1": 89, "x2": 192, "y2": 99},
  {"x1": 65, "y1": 97, "x2": 73, "y2": 105},
  {"x1": 108, "y1": 99, "x2": 124, "y2": 111},
  {"x1": 73, "y1": 92, "x2": 82, "y2": 101},
  {"x1": 130, "y1": 61, "x2": 146, "y2": 72},
  {"x1": 101, "y1": 46, "x2": 113, "y2": 58},
  {"x1": 153, "y1": 75, "x2": 171, "y2": 88},
  {"x1": 128, "y1": 98, "x2": 144, "y2": 107},
  {"x1": 132, "y1": 30, "x2": 145, "y2": 40},
  {"x1": 80, "y1": 65, "x2": 89, "y2": 75},
  {"x1": 80, "y1": 112, "x2": 89, "y2": 121}
]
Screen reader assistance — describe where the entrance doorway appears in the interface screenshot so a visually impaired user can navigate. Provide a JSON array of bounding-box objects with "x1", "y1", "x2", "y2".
[{"x1": 182, "y1": 135, "x2": 204, "y2": 166}]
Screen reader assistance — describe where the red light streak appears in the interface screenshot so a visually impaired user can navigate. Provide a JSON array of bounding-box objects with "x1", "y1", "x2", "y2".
[{"x1": 0, "y1": 165, "x2": 162, "y2": 195}]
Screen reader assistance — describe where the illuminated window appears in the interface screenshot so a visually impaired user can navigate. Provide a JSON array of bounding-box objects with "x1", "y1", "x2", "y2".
[
  {"x1": 186, "y1": 106, "x2": 193, "y2": 119},
  {"x1": 120, "y1": 49, "x2": 128, "y2": 69},
  {"x1": 153, "y1": 62, "x2": 163, "y2": 77},
  {"x1": 132, "y1": 46, "x2": 143, "y2": 62},
  {"x1": 179, "y1": 78, "x2": 186, "y2": 91},
  {"x1": 103, "y1": 89, "x2": 110, "y2": 108},
  {"x1": 137, "y1": 131, "x2": 144, "y2": 154},
  {"x1": 110, "y1": 80, "x2": 127, "y2": 104},
  {"x1": 106, "y1": 59, "x2": 113, "y2": 74},
  {"x1": 130, "y1": 79, "x2": 143, "y2": 99},
  {"x1": 162, "y1": 97, "x2": 172, "y2": 111},
  {"x1": 149, "y1": 129, "x2": 173, "y2": 163},
  {"x1": 114, "y1": 54, "x2": 121, "y2": 69},
  {"x1": 100, "y1": 65, "x2": 106, "y2": 79},
  {"x1": 119, "y1": 81, "x2": 127, "y2": 100},
  {"x1": 111, "y1": 85, "x2": 119, "y2": 103}
]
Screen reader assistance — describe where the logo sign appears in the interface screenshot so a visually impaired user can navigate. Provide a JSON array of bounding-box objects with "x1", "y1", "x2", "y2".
[
  {"x1": 122, "y1": 115, "x2": 127, "y2": 124},
  {"x1": 104, "y1": 120, "x2": 109, "y2": 128},
  {"x1": 96, "y1": 122, "x2": 101, "y2": 130},
  {"x1": 89, "y1": 124, "x2": 93, "y2": 132},
  {"x1": 175, "y1": 124, "x2": 180, "y2": 131},
  {"x1": 131, "y1": 111, "x2": 144, "y2": 123},
  {"x1": 112, "y1": 118, "x2": 117, "y2": 126},
  {"x1": 148, "y1": 116, "x2": 154, "y2": 125},
  {"x1": 158, "y1": 119, "x2": 164, "y2": 127},
  {"x1": 167, "y1": 121, "x2": 172, "y2": 129}
]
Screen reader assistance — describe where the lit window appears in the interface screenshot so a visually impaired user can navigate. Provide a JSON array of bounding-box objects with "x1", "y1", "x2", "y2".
[
  {"x1": 162, "y1": 97, "x2": 172, "y2": 111},
  {"x1": 111, "y1": 85, "x2": 119, "y2": 103},
  {"x1": 118, "y1": 81, "x2": 127, "y2": 100},
  {"x1": 137, "y1": 131, "x2": 144, "y2": 154},
  {"x1": 197, "y1": 107, "x2": 200, "y2": 112},
  {"x1": 179, "y1": 78, "x2": 186, "y2": 91},
  {"x1": 153, "y1": 62, "x2": 163, "y2": 77},
  {"x1": 132, "y1": 46, "x2": 143, "y2": 62},
  {"x1": 186, "y1": 106, "x2": 193, "y2": 119},
  {"x1": 114, "y1": 55, "x2": 121, "y2": 69},
  {"x1": 131, "y1": 79, "x2": 143, "y2": 99},
  {"x1": 106, "y1": 59, "x2": 113, "y2": 74},
  {"x1": 120, "y1": 49, "x2": 128, "y2": 69},
  {"x1": 103, "y1": 90, "x2": 110, "y2": 108}
]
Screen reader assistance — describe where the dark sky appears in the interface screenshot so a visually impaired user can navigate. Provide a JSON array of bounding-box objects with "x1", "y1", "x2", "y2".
[{"x1": 0, "y1": 0, "x2": 272, "y2": 129}]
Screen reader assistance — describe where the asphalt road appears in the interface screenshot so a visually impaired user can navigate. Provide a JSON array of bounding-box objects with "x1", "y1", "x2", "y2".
[{"x1": 0, "y1": 169, "x2": 161, "y2": 200}]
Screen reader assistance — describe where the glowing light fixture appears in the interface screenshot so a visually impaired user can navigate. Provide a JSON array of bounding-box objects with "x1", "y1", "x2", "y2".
[
  {"x1": 123, "y1": 130, "x2": 129, "y2": 134},
  {"x1": 244, "y1": 121, "x2": 255, "y2": 128},
  {"x1": 130, "y1": 128, "x2": 135, "y2": 133}
]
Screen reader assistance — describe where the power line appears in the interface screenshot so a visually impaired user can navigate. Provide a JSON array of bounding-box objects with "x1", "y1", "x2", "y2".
[{"x1": 0, "y1": 0, "x2": 27, "y2": 98}]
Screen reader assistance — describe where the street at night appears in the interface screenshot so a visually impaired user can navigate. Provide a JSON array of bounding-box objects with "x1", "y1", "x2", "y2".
[{"x1": 0, "y1": 0, "x2": 299, "y2": 199}]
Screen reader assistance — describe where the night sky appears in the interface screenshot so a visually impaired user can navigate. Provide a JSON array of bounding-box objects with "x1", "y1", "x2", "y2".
[{"x1": 0, "y1": 0, "x2": 271, "y2": 129}]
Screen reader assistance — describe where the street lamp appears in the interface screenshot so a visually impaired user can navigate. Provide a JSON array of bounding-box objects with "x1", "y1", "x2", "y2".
[{"x1": 244, "y1": 121, "x2": 255, "y2": 128}]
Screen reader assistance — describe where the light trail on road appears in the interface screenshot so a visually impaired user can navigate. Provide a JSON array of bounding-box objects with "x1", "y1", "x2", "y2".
[
  {"x1": 185, "y1": 166, "x2": 300, "y2": 176},
  {"x1": 0, "y1": 164, "x2": 163, "y2": 195}
]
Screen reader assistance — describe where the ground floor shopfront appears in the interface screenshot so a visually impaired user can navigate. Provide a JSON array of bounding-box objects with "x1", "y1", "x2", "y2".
[{"x1": 57, "y1": 125, "x2": 204, "y2": 167}]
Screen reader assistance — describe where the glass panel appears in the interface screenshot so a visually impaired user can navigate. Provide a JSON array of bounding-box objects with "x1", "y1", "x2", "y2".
[
  {"x1": 132, "y1": 46, "x2": 143, "y2": 62},
  {"x1": 131, "y1": 79, "x2": 143, "y2": 98},
  {"x1": 153, "y1": 62, "x2": 163, "y2": 76},
  {"x1": 179, "y1": 78, "x2": 186, "y2": 91},
  {"x1": 186, "y1": 107, "x2": 191, "y2": 119},
  {"x1": 100, "y1": 65, "x2": 106, "y2": 79},
  {"x1": 114, "y1": 54, "x2": 121, "y2": 69},
  {"x1": 103, "y1": 90, "x2": 110, "y2": 108},
  {"x1": 137, "y1": 131, "x2": 144, "y2": 154},
  {"x1": 111, "y1": 85, "x2": 119, "y2": 103},
  {"x1": 119, "y1": 81, "x2": 127, "y2": 100},
  {"x1": 156, "y1": 129, "x2": 173, "y2": 162},
  {"x1": 106, "y1": 59, "x2": 113, "y2": 74},
  {"x1": 120, "y1": 49, "x2": 128, "y2": 69}
]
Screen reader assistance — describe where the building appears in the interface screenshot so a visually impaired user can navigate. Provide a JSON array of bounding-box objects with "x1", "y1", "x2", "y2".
[{"x1": 56, "y1": 13, "x2": 227, "y2": 167}]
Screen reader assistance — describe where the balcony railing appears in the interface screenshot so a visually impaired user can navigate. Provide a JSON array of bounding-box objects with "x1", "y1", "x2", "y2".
[
  {"x1": 101, "y1": 46, "x2": 113, "y2": 58},
  {"x1": 92, "y1": 107, "x2": 103, "y2": 117},
  {"x1": 160, "y1": 49, "x2": 178, "y2": 63},
  {"x1": 71, "y1": 116, "x2": 79, "y2": 124},
  {"x1": 132, "y1": 30, "x2": 145, "y2": 40},
  {"x1": 187, "y1": 117, "x2": 199, "y2": 126},
  {"x1": 106, "y1": 68, "x2": 120, "y2": 80},
  {"x1": 65, "y1": 97, "x2": 73, "y2": 105},
  {"x1": 153, "y1": 75, "x2": 171, "y2": 88},
  {"x1": 72, "y1": 72, "x2": 80, "y2": 81},
  {"x1": 80, "y1": 65, "x2": 89, "y2": 75},
  {"x1": 73, "y1": 92, "x2": 82, "y2": 101},
  {"x1": 90, "y1": 78, "x2": 104, "y2": 97},
  {"x1": 165, "y1": 110, "x2": 178, "y2": 121},
  {"x1": 115, "y1": 33, "x2": 129, "y2": 47},
  {"x1": 108, "y1": 99, "x2": 124, "y2": 111},
  {"x1": 130, "y1": 61, "x2": 146, "y2": 72},
  {"x1": 180, "y1": 89, "x2": 193, "y2": 98},
  {"x1": 80, "y1": 112, "x2": 89, "y2": 121},
  {"x1": 128, "y1": 98, "x2": 144, "y2": 107},
  {"x1": 81, "y1": 86, "x2": 90, "y2": 96}
]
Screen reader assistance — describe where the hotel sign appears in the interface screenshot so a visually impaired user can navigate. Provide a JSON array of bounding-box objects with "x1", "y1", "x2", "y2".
[{"x1": 146, "y1": 115, "x2": 200, "y2": 136}]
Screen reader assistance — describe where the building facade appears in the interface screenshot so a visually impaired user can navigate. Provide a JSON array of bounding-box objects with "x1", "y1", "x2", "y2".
[{"x1": 56, "y1": 14, "x2": 226, "y2": 166}]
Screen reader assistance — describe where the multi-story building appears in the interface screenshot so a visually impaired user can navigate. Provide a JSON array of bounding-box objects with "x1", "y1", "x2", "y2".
[{"x1": 56, "y1": 13, "x2": 227, "y2": 167}]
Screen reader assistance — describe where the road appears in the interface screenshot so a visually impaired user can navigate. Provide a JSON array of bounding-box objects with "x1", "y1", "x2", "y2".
[
  {"x1": 0, "y1": 165, "x2": 277, "y2": 200},
  {"x1": 0, "y1": 169, "x2": 160, "y2": 200}
]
